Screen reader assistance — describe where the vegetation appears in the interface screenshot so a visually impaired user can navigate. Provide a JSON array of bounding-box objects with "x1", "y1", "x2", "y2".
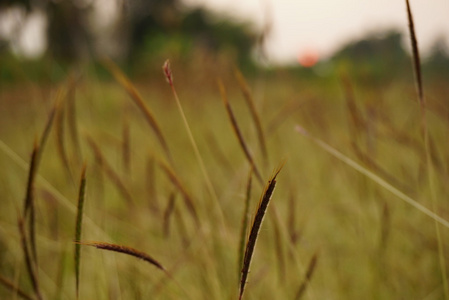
[{"x1": 1, "y1": 1, "x2": 449, "y2": 300}]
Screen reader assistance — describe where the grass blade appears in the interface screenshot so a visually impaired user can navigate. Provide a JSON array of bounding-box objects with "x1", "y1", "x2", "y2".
[
  {"x1": 85, "y1": 135, "x2": 134, "y2": 206},
  {"x1": 163, "y1": 60, "x2": 225, "y2": 229},
  {"x1": 340, "y1": 73, "x2": 366, "y2": 138},
  {"x1": 55, "y1": 95, "x2": 73, "y2": 182},
  {"x1": 238, "y1": 168, "x2": 253, "y2": 281},
  {"x1": 102, "y1": 58, "x2": 172, "y2": 163},
  {"x1": 78, "y1": 241, "x2": 165, "y2": 271},
  {"x1": 158, "y1": 159, "x2": 200, "y2": 227},
  {"x1": 239, "y1": 165, "x2": 283, "y2": 300},
  {"x1": 295, "y1": 125, "x2": 449, "y2": 229},
  {"x1": 234, "y1": 69, "x2": 268, "y2": 162},
  {"x1": 122, "y1": 111, "x2": 131, "y2": 175},
  {"x1": 74, "y1": 164, "x2": 87, "y2": 298},
  {"x1": 405, "y1": 0, "x2": 423, "y2": 107},
  {"x1": 37, "y1": 101, "x2": 57, "y2": 161},
  {"x1": 405, "y1": 1, "x2": 448, "y2": 297},
  {"x1": 163, "y1": 192, "x2": 176, "y2": 237},
  {"x1": 66, "y1": 79, "x2": 83, "y2": 164},
  {"x1": 218, "y1": 79, "x2": 263, "y2": 185},
  {"x1": 295, "y1": 252, "x2": 318, "y2": 300},
  {"x1": 23, "y1": 142, "x2": 39, "y2": 217},
  {"x1": 22, "y1": 141, "x2": 39, "y2": 277},
  {"x1": 18, "y1": 217, "x2": 42, "y2": 300},
  {"x1": 0, "y1": 274, "x2": 35, "y2": 300},
  {"x1": 79, "y1": 240, "x2": 192, "y2": 299}
]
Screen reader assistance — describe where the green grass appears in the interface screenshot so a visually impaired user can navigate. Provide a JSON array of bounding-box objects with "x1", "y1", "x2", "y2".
[{"x1": 1, "y1": 56, "x2": 449, "y2": 300}]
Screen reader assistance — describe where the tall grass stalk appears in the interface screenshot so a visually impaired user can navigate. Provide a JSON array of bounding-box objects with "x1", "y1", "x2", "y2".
[
  {"x1": 234, "y1": 69, "x2": 268, "y2": 163},
  {"x1": 239, "y1": 165, "x2": 282, "y2": 300},
  {"x1": 0, "y1": 274, "x2": 35, "y2": 300},
  {"x1": 238, "y1": 168, "x2": 253, "y2": 280},
  {"x1": 66, "y1": 79, "x2": 83, "y2": 164},
  {"x1": 23, "y1": 102, "x2": 58, "y2": 267},
  {"x1": 295, "y1": 125, "x2": 449, "y2": 229},
  {"x1": 55, "y1": 94, "x2": 74, "y2": 183},
  {"x1": 122, "y1": 111, "x2": 131, "y2": 175},
  {"x1": 23, "y1": 141, "x2": 39, "y2": 218},
  {"x1": 162, "y1": 60, "x2": 226, "y2": 229},
  {"x1": 74, "y1": 164, "x2": 87, "y2": 299},
  {"x1": 146, "y1": 155, "x2": 160, "y2": 214},
  {"x1": 270, "y1": 207, "x2": 286, "y2": 283},
  {"x1": 405, "y1": 0, "x2": 448, "y2": 297},
  {"x1": 18, "y1": 217, "x2": 42, "y2": 300},
  {"x1": 295, "y1": 252, "x2": 318, "y2": 300},
  {"x1": 102, "y1": 58, "x2": 173, "y2": 163},
  {"x1": 79, "y1": 241, "x2": 192, "y2": 298},
  {"x1": 79, "y1": 241, "x2": 165, "y2": 270},
  {"x1": 85, "y1": 135, "x2": 134, "y2": 206},
  {"x1": 163, "y1": 192, "x2": 176, "y2": 237},
  {"x1": 158, "y1": 159, "x2": 200, "y2": 227},
  {"x1": 0, "y1": 139, "x2": 110, "y2": 239},
  {"x1": 218, "y1": 79, "x2": 263, "y2": 185}
]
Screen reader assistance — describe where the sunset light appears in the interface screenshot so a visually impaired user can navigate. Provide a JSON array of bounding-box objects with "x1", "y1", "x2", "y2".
[{"x1": 297, "y1": 48, "x2": 320, "y2": 67}]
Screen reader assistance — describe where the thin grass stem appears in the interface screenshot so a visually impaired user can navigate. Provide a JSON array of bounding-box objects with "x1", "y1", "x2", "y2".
[
  {"x1": 295, "y1": 125, "x2": 449, "y2": 229},
  {"x1": 239, "y1": 165, "x2": 283, "y2": 300},
  {"x1": 162, "y1": 60, "x2": 227, "y2": 230},
  {"x1": 102, "y1": 58, "x2": 172, "y2": 163},
  {"x1": 295, "y1": 252, "x2": 318, "y2": 300},
  {"x1": 74, "y1": 164, "x2": 87, "y2": 298},
  {"x1": 218, "y1": 79, "x2": 263, "y2": 185},
  {"x1": 234, "y1": 69, "x2": 268, "y2": 163},
  {"x1": 0, "y1": 274, "x2": 35, "y2": 300},
  {"x1": 405, "y1": 1, "x2": 448, "y2": 297},
  {"x1": 238, "y1": 168, "x2": 253, "y2": 281}
]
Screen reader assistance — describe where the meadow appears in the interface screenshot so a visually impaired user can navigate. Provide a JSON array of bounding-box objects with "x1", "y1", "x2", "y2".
[{"x1": 1, "y1": 6, "x2": 449, "y2": 300}]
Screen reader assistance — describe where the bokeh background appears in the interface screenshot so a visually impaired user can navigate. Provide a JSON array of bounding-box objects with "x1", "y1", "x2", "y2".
[{"x1": 1, "y1": 0, "x2": 449, "y2": 77}]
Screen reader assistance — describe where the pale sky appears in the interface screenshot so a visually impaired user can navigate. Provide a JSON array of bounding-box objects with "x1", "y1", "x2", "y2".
[{"x1": 183, "y1": 0, "x2": 449, "y2": 64}]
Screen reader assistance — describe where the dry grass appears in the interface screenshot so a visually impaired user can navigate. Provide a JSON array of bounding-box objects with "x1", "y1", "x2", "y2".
[
  {"x1": 239, "y1": 165, "x2": 283, "y2": 300},
  {"x1": 78, "y1": 241, "x2": 166, "y2": 271},
  {"x1": 405, "y1": 1, "x2": 448, "y2": 298},
  {"x1": 85, "y1": 135, "x2": 134, "y2": 206},
  {"x1": 295, "y1": 252, "x2": 318, "y2": 300},
  {"x1": 102, "y1": 58, "x2": 173, "y2": 163},
  {"x1": 0, "y1": 275, "x2": 35, "y2": 300},
  {"x1": 234, "y1": 69, "x2": 268, "y2": 162},
  {"x1": 74, "y1": 164, "x2": 87, "y2": 298},
  {"x1": 238, "y1": 168, "x2": 253, "y2": 280},
  {"x1": 218, "y1": 79, "x2": 263, "y2": 185},
  {"x1": 158, "y1": 159, "x2": 200, "y2": 227},
  {"x1": 2, "y1": 16, "x2": 449, "y2": 298},
  {"x1": 18, "y1": 217, "x2": 42, "y2": 300}
]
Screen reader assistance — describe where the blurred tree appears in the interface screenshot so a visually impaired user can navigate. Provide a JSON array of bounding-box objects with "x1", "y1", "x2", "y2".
[
  {"x1": 423, "y1": 36, "x2": 449, "y2": 78},
  {"x1": 120, "y1": 4, "x2": 257, "y2": 70},
  {"x1": 0, "y1": 0, "x2": 92, "y2": 61},
  {"x1": 335, "y1": 31, "x2": 406, "y2": 61},
  {"x1": 180, "y1": 8, "x2": 256, "y2": 67},
  {"x1": 332, "y1": 30, "x2": 409, "y2": 81},
  {"x1": 0, "y1": 0, "x2": 258, "y2": 70},
  {"x1": 46, "y1": 1, "x2": 92, "y2": 61}
]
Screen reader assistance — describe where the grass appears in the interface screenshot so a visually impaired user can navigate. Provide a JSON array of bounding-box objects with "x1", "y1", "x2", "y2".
[
  {"x1": 1, "y1": 7, "x2": 449, "y2": 298},
  {"x1": 1, "y1": 61, "x2": 449, "y2": 299}
]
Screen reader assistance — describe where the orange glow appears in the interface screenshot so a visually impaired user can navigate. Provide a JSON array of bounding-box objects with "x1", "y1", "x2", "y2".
[{"x1": 297, "y1": 49, "x2": 320, "y2": 67}]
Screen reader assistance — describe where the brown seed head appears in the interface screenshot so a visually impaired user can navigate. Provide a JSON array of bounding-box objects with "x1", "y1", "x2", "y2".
[{"x1": 163, "y1": 59, "x2": 173, "y2": 86}]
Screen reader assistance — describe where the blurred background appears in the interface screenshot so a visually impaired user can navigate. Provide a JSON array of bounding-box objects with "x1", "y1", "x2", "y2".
[{"x1": 1, "y1": 0, "x2": 449, "y2": 80}]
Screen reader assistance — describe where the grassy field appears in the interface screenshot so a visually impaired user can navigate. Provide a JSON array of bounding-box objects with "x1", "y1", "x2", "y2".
[{"x1": 1, "y1": 7, "x2": 449, "y2": 295}]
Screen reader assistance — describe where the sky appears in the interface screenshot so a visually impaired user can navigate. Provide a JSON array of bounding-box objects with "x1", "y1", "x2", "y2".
[{"x1": 183, "y1": 0, "x2": 449, "y2": 64}]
